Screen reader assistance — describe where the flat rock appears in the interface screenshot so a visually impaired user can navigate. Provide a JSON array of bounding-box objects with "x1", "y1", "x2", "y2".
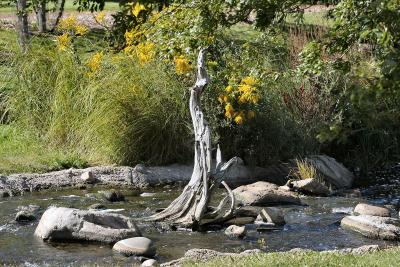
[
  {"x1": 113, "y1": 237, "x2": 156, "y2": 257},
  {"x1": 233, "y1": 181, "x2": 301, "y2": 206},
  {"x1": 341, "y1": 215, "x2": 400, "y2": 240},
  {"x1": 225, "y1": 225, "x2": 246, "y2": 238},
  {"x1": 140, "y1": 192, "x2": 156, "y2": 197},
  {"x1": 35, "y1": 207, "x2": 141, "y2": 243},
  {"x1": 225, "y1": 217, "x2": 255, "y2": 226},
  {"x1": 354, "y1": 203, "x2": 390, "y2": 217}
]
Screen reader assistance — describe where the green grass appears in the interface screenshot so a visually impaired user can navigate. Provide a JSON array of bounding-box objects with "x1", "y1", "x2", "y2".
[
  {"x1": 0, "y1": 124, "x2": 88, "y2": 175},
  {"x1": 184, "y1": 248, "x2": 400, "y2": 267},
  {"x1": 286, "y1": 11, "x2": 334, "y2": 27},
  {"x1": 0, "y1": 0, "x2": 120, "y2": 13}
]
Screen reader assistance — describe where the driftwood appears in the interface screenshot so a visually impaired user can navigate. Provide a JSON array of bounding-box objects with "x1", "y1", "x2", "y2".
[{"x1": 149, "y1": 49, "x2": 239, "y2": 228}]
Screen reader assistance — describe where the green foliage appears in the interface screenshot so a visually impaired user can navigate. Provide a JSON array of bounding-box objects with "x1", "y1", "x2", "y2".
[{"x1": 183, "y1": 248, "x2": 400, "y2": 267}]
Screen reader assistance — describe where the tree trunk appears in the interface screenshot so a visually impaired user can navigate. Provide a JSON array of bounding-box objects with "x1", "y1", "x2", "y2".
[
  {"x1": 149, "y1": 49, "x2": 239, "y2": 229},
  {"x1": 51, "y1": 0, "x2": 65, "y2": 31},
  {"x1": 36, "y1": 0, "x2": 47, "y2": 33},
  {"x1": 16, "y1": 0, "x2": 29, "y2": 50}
]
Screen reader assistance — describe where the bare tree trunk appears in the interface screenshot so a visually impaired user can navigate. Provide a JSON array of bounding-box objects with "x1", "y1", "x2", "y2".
[
  {"x1": 16, "y1": 0, "x2": 29, "y2": 50},
  {"x1": 51, "y1": 0, "x2": 65, "y2": 31},
  {"x1": 36, "y1": 0, "x2": 47, "y2": 33},
  {"x1": 149, "y1": 49, "x2": 239, "y2": 229}
]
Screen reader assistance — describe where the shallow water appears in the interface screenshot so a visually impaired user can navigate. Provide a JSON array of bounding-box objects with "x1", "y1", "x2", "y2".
[{"x1": 0, "y1": 186, "x2": 398, "y2": 266}]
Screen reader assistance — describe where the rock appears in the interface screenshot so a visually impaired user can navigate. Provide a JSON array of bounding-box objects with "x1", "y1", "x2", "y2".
[
  {"x1": 255, "y1": 207, "x2": 285, "y2": 225},
  {"x1": 305, "y1": 155, "x2": 354, "y2": 189},
  {"x1": 140, "y1": 192, "x2": 156, "y2": 197},
  {"x1": 17, "y1": 204, "x2": 40, "y2": 213},
  {"x1": 354, "y1": 203, "x2": 390, "y2": 217},
  {"x1": 284, "y1": 178, "x2": 330, "y2": 196},
  {"x1": 81, "y1": 171, "x2": 96, "y2": 183},
  {"x1": 88, "y1": 203, "x2": 106, "y2": 210},
  {"x1": 35, "y1": 207, "x2": 141, "y2": 243},
  {"x1": 225, "y1": 217, "x2": 255, "y2": 225},
  {"x1": 323, "y1": 245, "x2": 380, "y2": 254},
  {"x1": 0, "y1": 190, "x2": 9, "y2": 198},
  {"x1": 101, "y1": 190, "x2": 125, "y2": 202},
  {"x1": 224, "y1": 225, "x2": 246, "y2": 238},
  {"x1": 15, "y1": 210, "x2": 36, "y2": 222},
  {"x1": 113, "y1": 237, "x2": 156, "y2": 257},
  {"x1": 341, "y1": 215, "x2": 400, "y2": 240},
  {"x1": 142, "y1": 259, "x2": 158, "y2": 267},
  {"x1": 234, "y1": 206, "x2": 262, "y2": 218},
  {"x1": 233, "y1": 181, "x2": 301, "y2": 206}
]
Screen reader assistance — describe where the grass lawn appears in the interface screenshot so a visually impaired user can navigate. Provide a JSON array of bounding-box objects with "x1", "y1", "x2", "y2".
[
  {"x1": 0, "y1": 0, "x2": 120, "y2": 14},
  {"x1": 184, "y1": 248, "x2": 400, "y2": 267}
]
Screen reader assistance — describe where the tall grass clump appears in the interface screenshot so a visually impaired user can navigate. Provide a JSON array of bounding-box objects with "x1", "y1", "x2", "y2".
[{"x1": 6, "y1": 42, "x2": 192, "y2": 166}]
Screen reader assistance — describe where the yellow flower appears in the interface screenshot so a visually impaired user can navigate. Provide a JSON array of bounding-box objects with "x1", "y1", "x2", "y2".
[
  {"x1": 136, "y1": 42, "x2": 155, "y2": 64},
  {"x1": 87, "y1": 52, "x2": 103, "y2": 73},
  {"x1": 224, "y1": 103, "x2": 234, "y2": 119},
  {"x1": 58, "y1": 16, "x2": 78, "y2": 31},
  {"x1": 234, "y1": 114, "x2": 244, "y2": 125},
  {"x1": 75, "y1": 25, "x2": 88, "y2": 36},
  {"x1": 247, "y1": 110, "x2": 255, "y2": 119},
  {"x1": 132, "y1": 2, "x2": 146, "y2": 17},
  {"x1": 56, "y1": 33, "x2": 71, "y2": 51},
  {"x1": 218, "y1": 95, "x2": 228, "y2": 104},
  {"x1": 225, "y1": 85, "x2": 233, "y2": 93},
  {"x1": 175, "y1": 55, "x2": 191, "y2": 74},
  {"x1": 95, "y1": 11, "x2": 106, "y2": 23},
  {"x1": 241, "y1": 76, "x2": 258, "y2": 86}
]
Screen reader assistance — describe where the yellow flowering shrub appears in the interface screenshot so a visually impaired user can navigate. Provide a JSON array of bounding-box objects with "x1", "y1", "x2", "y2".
[
  {"x1": 132, "y1": 2, "x2": 146, "y2": 17},
  {"x1": 56, "y1": 33, "x2": 71, "y2": 51},
  {"x1": 95, "y1": 11, "x2": 106, "y2": 23},
  {"x1": 218, "y1": 76, "x2": 260, "y2": 125},
  {"x1": 174, "y1": 56, "x2": 191, "y2": 75},
  {"x1": 87, "y1": 52, "x2": 104, "y2": 74},
  {"x1": 135, "y1": 42, "x2": 155, "y2": 64}
]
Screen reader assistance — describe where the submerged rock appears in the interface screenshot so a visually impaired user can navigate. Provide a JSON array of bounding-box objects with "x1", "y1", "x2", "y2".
[
  {"x1": 341, "y1": 215, "x2": 400, "y2": 240},
  {"x1": 88, "y1": 203, "x2": 106, "y2": 210},
  {"x1": 354, "y1": 203, "x2": 390, "y2": 217},
  {"x1": 15, "y1": 210, "x2": 36, "y2": 222},
  {"x1": 224, "y1": 225, "x2": 246, "y2": 238},
  {"x1": 283, "y1": 178, "x2": 330, "y2": 196},
  {"x1": 233, "y1": 181, "x2": 301, "y2": 206},
  {"x1": 35, "y1": 207, "x2": 141, "y2": 243},
  {"x1": 100, "y1": 190, "x2": 125, "y2": 202},
  {"x1": 113, "y1": 237, "x2": 156, "y2": 257}
]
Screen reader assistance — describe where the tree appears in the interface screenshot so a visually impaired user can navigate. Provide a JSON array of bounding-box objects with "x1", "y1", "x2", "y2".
[
  {"x1": 16, "y1": 0, "x2": 29, "y2": 49},
  {"x1": 149, "y1": 49, "x2": 239, "y2": 228}
]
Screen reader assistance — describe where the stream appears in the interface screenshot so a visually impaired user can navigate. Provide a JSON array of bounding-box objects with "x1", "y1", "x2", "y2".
[{"x1": 0, "y1": 185, "x2": 398, "y2": 266}]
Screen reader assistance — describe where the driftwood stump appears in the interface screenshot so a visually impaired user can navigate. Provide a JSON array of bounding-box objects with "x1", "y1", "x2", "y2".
[{"x1": 149, "y1": 49, "x2": 239, "y2": 228}]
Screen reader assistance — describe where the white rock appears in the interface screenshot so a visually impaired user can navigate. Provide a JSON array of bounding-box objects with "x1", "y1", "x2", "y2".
[
  {"x1": 354, "y1": 203, "x2": 390, "y2": 217},
  {"x1": 224, "y1": 225, "x2": 246, "y2": 238},
  {"x1": 141, "y1": 259, "x2": 158, "y2": 266},
  {"x1": 140, "y1": 192, "x2": 156, "y2": 197},
  {"x1": 113, "y1": 237, "x2": 156, "y2": 257},
  {"x1": 81, "y1": 171, "x2": 96, "y2": 183}
]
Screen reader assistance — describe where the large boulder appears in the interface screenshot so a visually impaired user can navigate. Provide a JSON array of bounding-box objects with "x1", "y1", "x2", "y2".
[
  {"x1": 305, "y1": 155, "x2": 354, "y2": 189},
  {"x1": 341, "y1": 215, "x2": 400, "y2": 240},
  {"x1": 354, "y1": 203, "x2": 390, "y2": 217},
  {"x1": 284, "y1": 178, "x2": 330, "y2": 196},
  {"x1": 233, "y1": 182, "x2": 301, "y2": 206},
  {"x1": 34, "y1": 207, "x2": 141, "y2": 243}
]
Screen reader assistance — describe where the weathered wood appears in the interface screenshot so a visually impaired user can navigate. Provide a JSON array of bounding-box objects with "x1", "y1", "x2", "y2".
[{"x1": 148, "y1": 49, "x2": 237, "y2": 228}]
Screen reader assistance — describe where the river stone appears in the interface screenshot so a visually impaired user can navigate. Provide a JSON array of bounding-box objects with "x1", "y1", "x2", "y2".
[
  {"x1": 305, "y1": 155, "x2": 354, "y2": 189},
  {"x1": 81, "y1": 171, "x2": 96, "y2": 183},
  {"x1": 341, "y1": 215, "x2": 400, "y2": 240},
  {"x1": 142, "y1": 259, "x2": 159, "y2": 267},
  {"x1": 113, "y1": 237, "x2": 156, "y2": 257},
  {"x1": 354, "y1": 203, "x2": 390, "y2": 217},
  {"x1": 101, "y1": 190, "x2": 125, "y2": 202},
  {"x1": 255, "y1": 207, "x2": 285, "y2": 225},
  {"x1": 225, "y1": 225, "x2": 246, "y2": 238},
  {"x1": 0, "y1": 190, "x2": 9, "y2": 198},
  {"x1": 15, "y1": 210, "x2": 36, "y2": 222},
  {"x1": 233, "y1": 181, "x2": 301, "y2": 206},
  {"x1": 140, "y1": 192, "x2": 156, "y2": 197},
  {"x1": 285, "y1": 178, "x2": 330, "y2": 196},
  {"x1": 35, "y1": 207, "x2": 141, "y2": 243}
]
